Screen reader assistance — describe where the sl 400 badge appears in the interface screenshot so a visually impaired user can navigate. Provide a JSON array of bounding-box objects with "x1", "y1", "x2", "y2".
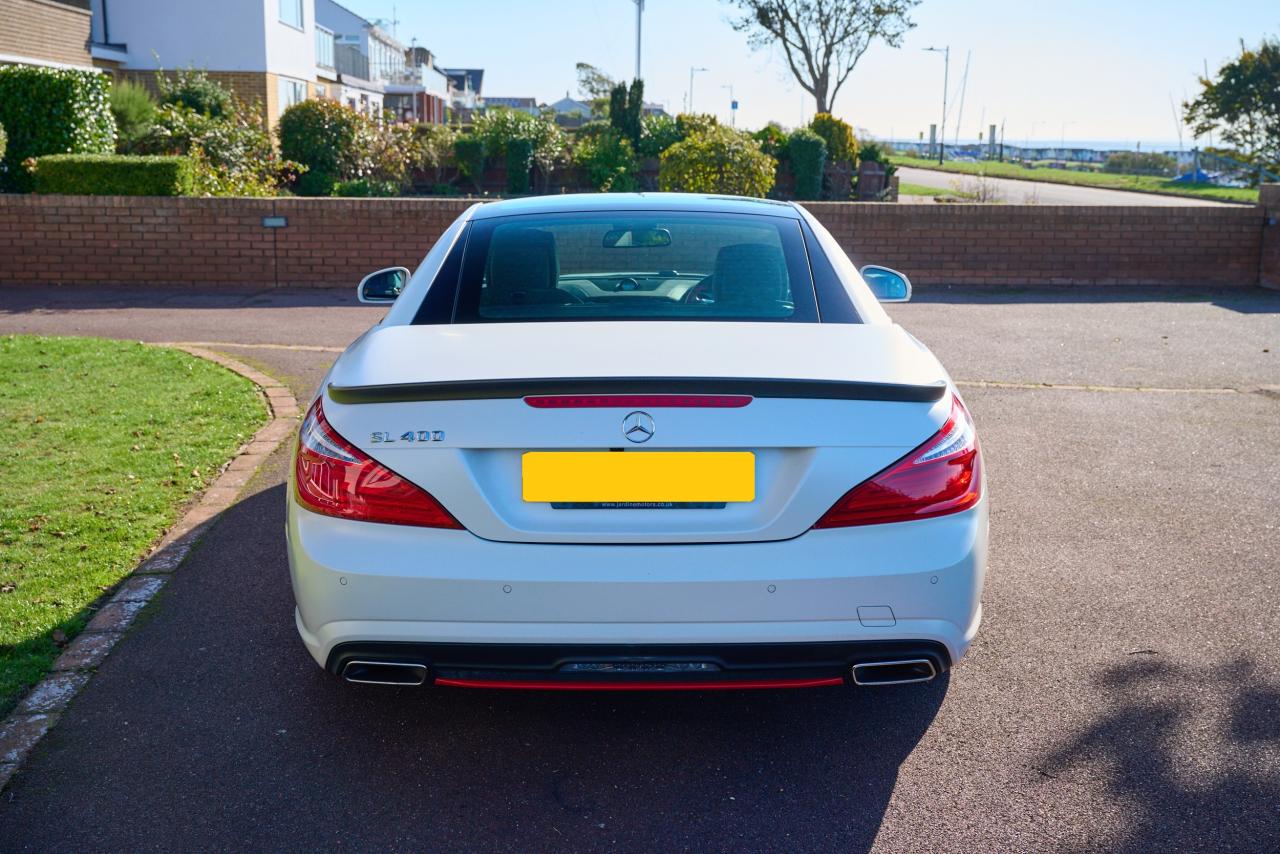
[{"x1": 370, "y1": 430, "x2": 445, "y2": 444}]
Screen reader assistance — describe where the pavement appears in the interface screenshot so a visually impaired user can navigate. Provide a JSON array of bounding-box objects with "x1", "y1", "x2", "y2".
[
  {"x1": 896, "y1": 165, "x2": 1232, "y2": 206},
  {"x1": 0, "y1": 284, "x2": 1278, "y2": 851}
]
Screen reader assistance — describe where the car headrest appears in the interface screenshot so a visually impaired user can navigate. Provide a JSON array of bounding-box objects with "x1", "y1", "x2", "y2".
[
  {"x1": 713, "y1": 243, "x2": 788, "y2": 305},
  {"x1": 487, "y1": 228, "x2": 560, "y2": 301}
]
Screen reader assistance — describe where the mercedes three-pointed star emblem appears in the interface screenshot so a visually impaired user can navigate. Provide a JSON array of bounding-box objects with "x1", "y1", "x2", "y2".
[{"x1": 622, "y1": 410, "x2": 655, "y2": 443}]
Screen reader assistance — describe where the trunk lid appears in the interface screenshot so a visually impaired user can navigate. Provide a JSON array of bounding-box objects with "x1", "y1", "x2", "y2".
[{"x1": 322, "y1": 322, "x2": 950, "y2": 543}]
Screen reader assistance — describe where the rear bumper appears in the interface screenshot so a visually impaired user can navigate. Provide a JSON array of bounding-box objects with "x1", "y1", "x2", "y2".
[
  {"x1": 287, "y1": 498, "x2": 987, "y2": 671},
  {"x1": 324, "y1": 638, "x2": 952, "y2": 689}
]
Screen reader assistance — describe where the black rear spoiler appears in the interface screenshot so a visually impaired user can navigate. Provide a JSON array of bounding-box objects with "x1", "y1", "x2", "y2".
[{"x1": 326, "y1": 377, "x2": 948, "y2": 405}]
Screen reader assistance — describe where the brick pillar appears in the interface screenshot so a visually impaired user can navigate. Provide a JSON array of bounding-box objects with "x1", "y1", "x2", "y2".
[{"x1": 1262, "y1": 184, "x2": 1280, "y2": 289}]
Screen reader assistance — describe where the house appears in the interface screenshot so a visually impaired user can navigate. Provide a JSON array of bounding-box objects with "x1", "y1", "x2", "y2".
[
  {"x1": 315, "y1": 0, "x2": 406, "y2": 118},
  {"x1": 484, "y1": 96, "x2": 539, "y2": 116},
  {"x1": 642, "y1": 102, "x2": 668, "y2": 118},
  {"x1": 548, "y1": 93, "x2": 592, "y2": 117},
  {"x1": 1, "y1": 0, "x2": 95, "y2": 70},
  {"x1": 441, "y1": 67, "x2": 483, "y2": 110},
  {"x1": 383, "y1": 45, "x2": 449, "y2": 124},
  {"x1": 86, "y1": 0, "x2": 325, "y2": 126}
]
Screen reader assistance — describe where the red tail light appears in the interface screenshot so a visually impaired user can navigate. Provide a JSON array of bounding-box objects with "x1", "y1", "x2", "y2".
[
  {"x1": 524, "y1": 395, "x2": 752, "y2": 408},
  {"x1": 813, "y1": 396, "x2": 982, "y2": 528},
  {"x1": 294, "y1": 398, "x2": 461, "y2": 528}
]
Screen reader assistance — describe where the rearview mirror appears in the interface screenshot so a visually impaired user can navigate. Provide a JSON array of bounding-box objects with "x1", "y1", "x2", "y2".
[
  {"x1": 603, "y1": 227, "x2": 672, "y2": 248},
  {"x1": 357, "y1": 267, "x2": 409, "y2": 303},
  {"x1": 859, "y1": 265, "x2": 912, "y2": 303}
]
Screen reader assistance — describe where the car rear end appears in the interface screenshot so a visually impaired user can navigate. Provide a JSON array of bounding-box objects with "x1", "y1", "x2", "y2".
[{"x1": 286, "y1": 196, "x2": 987, "y2": 690}]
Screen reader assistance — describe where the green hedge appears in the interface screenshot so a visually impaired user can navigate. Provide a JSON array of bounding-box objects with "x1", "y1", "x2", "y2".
[
  {"x1": 28, "y1": 154, "x2": 196, "y2": 196},
  {"x1": 0, "y1": 67, "x2": 116, "y2": 192},
  {"x1": 505, "y1": 137, "x2": 533, "y2": 194},
  {"x1": 787, "y1": 128, "x2": 827, "y2": 200}
]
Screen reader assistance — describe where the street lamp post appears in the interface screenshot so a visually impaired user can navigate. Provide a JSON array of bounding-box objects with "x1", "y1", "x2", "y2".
[
  {"x1": 633, "y1": 0, "x2": 644, "y2": 81},
  {"x1": 923, "y1": 46, "x2": 949, "y2": 165},
  {"x1": 689, "y1": 66, "x2": 708, "y2": 112},
  {"x1": 722, "y1": 84, "x2": 736, "y2": 127}
]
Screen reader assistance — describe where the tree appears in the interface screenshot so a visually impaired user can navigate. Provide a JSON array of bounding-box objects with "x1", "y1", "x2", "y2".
[
  {"x1": 609, "y1": 79, "x2": 644, "y2": 147},
  {"x1": 723, "y1": 0, "x2": 919, "y2": 114},
  {"x1": 575, "y1": 62, "x2": 618, "y2": 117},
  {"x1": 1184, "y1": 38, "x2": 1280, "y2": 174}
]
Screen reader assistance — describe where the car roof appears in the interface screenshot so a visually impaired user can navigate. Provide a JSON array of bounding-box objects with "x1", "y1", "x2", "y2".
[{"x1": 468, "y1": 192, "x2": 801, "y2": 220}]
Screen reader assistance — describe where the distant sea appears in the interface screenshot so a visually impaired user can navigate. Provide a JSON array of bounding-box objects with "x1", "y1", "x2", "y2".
[{"x1": 887, "y1": 138, "x2": 1203, "y2": 152}]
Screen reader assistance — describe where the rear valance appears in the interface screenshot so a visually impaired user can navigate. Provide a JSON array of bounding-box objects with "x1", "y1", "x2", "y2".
[{"x1": 326, "y1": 377, "x2": 947, "y2": 405}]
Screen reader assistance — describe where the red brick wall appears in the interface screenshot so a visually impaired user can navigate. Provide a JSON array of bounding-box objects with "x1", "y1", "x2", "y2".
[
  {"x1": 1261, "y1": 185, "x2": 1280, "y2": 290},
  {"x1": 0, "y1": 194, "x2": 1268, "y2": 289},
  {"x1": 805, "y1": 202, "x2": 1264, "y2": 287}
]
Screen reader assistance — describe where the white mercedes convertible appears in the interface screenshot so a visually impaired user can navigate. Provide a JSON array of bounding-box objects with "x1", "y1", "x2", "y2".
[{"x1": 287, "y1": 193, "x2": 986, "y2": 690}]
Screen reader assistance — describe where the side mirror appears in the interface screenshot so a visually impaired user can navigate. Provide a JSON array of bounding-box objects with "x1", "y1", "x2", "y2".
[
  {"x1": 859, "y1": 265, "x2": 912, "y2": 303},
  {"x1": 357, "y1": 267, "x2": 410, "y2": 303}
]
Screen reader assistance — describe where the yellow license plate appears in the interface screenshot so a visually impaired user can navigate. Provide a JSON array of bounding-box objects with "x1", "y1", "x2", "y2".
[{"x1": 522, "y1": 452, "x2": 755, "y2": 503}]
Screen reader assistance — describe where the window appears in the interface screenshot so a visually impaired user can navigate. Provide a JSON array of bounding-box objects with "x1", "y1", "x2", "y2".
[
  {"x1": 279, "y1": 0, "x2": 303, "y2": 29},
  {"x1": 278, "y1": 77, "x2": 307, "y2": 114},
  {"x1": 441, "y1": 212, "x2": 827, "y2": 324}
]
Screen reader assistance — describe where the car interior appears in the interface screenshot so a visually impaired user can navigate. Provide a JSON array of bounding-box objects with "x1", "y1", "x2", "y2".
[{"x1": 477, "y1": 222, "x2": 798, "y2": 318}]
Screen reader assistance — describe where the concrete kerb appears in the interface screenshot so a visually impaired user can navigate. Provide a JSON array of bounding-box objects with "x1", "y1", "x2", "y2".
[{"x1": 0, "y1": 345, "x2": 299, "y2": 793}]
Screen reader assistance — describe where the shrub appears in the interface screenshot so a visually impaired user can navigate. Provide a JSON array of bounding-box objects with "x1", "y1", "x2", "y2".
[
  {"x1": 658, "y1": 125, "x2": 776, "y2": 197},
  {"x1": 0, "y1": 122, "x2": 6, "y2": 164},
  {"x1": 141, "y1": 101, "x2": 296, "y2": 196},
  {"x1": 110, "y1": 80, "x2": 156, "y2": 153},
  {"x1": 857, "y1": 140, "x2": 896, "y2": 177},
  {"x1": 1103, "y1": 151, "x2": 1177, "y2": 176},
  {"x1": 158, "y1": 68, "x2": 234, "y2": 119},
  {"x1": 27, "y1": 154, "x2": 195, "y2": 196},
  {"x1": 410, "y1": 123, "x2": 457, "y2": 183},
  {"x1": 473, "y1": 108, "x2": 566, "y2": 174},
  {"x1": 675, "y1": 112, "x2": 718, "y2": 139},
  {"x1": 637, "y1": 113, "x2": 681, "y2": 158},
  {"x1": 505, "y1": 137, "x2": 534, "y2": 193},
  {"x1": 277, "y1": 99, "x2": 367, "y2": 196},
  {"x1": 809, "y1": 113, "x2": 857, "y2": 163},
  {"x1": 453, "y1": 134, "x2": 486, "y2": 186},
  {"x1": 0, "y1": 66, "x2": 116, "y2": 191},
  {"x1": 752, "y1": 123, "x2": 789, "y2": 160},
  {"x1": 787, "y1": 128, "x2": 827, "y2": 200},
  {"x1": 574, "y1": 128, "x2": 639, "y2": 192},
  {"x1": 332, "y1": 178, "x2": 400, "y2": 197}
]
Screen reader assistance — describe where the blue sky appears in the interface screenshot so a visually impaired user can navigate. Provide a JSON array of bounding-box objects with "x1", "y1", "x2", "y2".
[{"x1": 343, "y1": 0, "x2": 1279, "y2": 146}]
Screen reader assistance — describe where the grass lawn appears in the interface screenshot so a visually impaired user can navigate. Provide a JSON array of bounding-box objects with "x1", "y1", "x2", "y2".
[
  {"x1": 0, "y1": 336, "x2": 268, "y2": 713},
  {"x1": 890, "y1": 155, "x2": 1259, "y2": 204},
  {"x1": 898, "y1": 181, "x2": 959, "y2": 198}
]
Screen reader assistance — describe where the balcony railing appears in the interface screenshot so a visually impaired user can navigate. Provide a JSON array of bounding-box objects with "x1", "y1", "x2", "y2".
[{"x1": 335, "y1": 43, "x2": 369, "y2": 80}]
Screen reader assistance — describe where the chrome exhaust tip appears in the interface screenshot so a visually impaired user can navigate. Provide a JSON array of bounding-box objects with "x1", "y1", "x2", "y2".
[
  {"x1": 851, "y1": 659, "x2": 937, "y2": 686},
  {"x1": 342, "y1": 660, "x2": 429, "y2": 686}
]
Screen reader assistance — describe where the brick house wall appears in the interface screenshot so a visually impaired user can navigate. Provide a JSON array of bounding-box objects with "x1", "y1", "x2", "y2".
[
  {"x1": 117, "y1": 69, "x2": 276, "y2": 127},
  {"x1": 0, "y1": 194, "x2": 1270, "y2": 290},
  {"x1": 0, "y1": 0, "x2": 92, "y2": 68}
]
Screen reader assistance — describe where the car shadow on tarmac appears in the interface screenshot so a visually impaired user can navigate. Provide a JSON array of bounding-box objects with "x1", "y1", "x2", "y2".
[{"x1": 1038, "y1": 656, "x2": 1280, "y2": 851}]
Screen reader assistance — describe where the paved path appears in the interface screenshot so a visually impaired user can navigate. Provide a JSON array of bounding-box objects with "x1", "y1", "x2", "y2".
[
  {"x1": 1, "y1": 286, "x2": 1278, "y2": 851},
  {"x1": 897, "y1": 165, "x2": 1232, "y2": 206}
]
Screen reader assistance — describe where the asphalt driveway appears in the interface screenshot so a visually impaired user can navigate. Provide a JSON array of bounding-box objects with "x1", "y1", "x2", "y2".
[{"x1": 0, "y1": 285, "x2": 1277, "y2": 851}]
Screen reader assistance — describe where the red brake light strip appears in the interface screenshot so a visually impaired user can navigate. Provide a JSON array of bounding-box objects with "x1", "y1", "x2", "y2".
[{"x1": 524, "y1": 394, "x2": 752, "y2": 409}]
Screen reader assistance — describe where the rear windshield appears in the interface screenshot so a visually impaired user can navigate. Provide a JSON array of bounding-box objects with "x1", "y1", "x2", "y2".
[{"x1": 445, "y1": 211, "x2": 821, "y2": 323}]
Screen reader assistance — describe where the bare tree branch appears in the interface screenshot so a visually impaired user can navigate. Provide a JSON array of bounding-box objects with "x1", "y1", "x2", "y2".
[{"x1": 726, "y1": 0, "x2": 920, "y2": 114}]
